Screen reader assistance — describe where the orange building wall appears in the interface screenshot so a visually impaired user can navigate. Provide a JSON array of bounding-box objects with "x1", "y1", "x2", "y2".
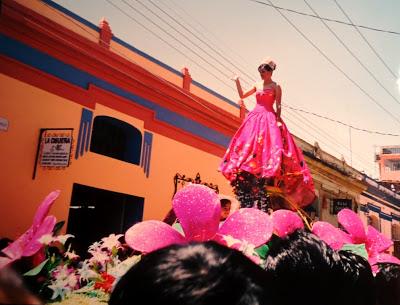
[{"x1": 0, "y1": 73, "x2": 233, "y2": 239}]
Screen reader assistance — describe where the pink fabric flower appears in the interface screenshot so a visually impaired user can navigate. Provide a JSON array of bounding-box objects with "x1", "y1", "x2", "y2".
[
  {"x1": 125, "y1": 184, "x2": 273, "y2": 257},
  {"x1": 312, "y1": 208, "x2": 400, "y2": 269},
  {"x1": 0, "y1": 191, "x2": 60, "y2": 269},
  {"x1": 271, "y1": 209, "x2": 304, "y2": 238}
]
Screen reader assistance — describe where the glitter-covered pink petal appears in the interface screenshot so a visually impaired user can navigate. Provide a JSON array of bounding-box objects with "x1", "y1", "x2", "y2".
[
  {"x1": 369, "y1": 253, "x2": 400, "y2": 268},
  {"x1": 218, "y1": 208, "x2": 273, "y2": 247},
  {"x1": 173, "y1": 184, "x2": 220, "y2": 242},
  {"x1": 32, "y1": 190, "x2": 60, "y2": 228},
  {"x1": 22, "y1": 216, "x2": 56, "y2": 257},
  {"x1": 125, "y1": 220, "x2": 186, "y2": 253},
  {"x1": 337, "y1": 209, "x2": 366, "y2": 244},
  {"x1": 272, "y1": 209, "x2": 304, "y2": 238},
  {"x1": 366, "y1": 225, "x2": 393, "y2": 255},
  {"x1": 312, "y1": 221, "x2": 351, "y2": 250}
]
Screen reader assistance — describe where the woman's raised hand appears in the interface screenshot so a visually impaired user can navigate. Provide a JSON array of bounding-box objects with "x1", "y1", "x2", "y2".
[{"x1": 231, "y1": 75, "x2": 240, "y2": 82}]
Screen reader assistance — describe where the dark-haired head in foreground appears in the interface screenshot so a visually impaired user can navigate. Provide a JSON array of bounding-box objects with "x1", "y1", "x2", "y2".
[
  {"x1": 375, "y1": 263, "x2": 400, "y2": 305},
  {"x1": 109, "y1": 241, "x2": 271, "y2": 305},
  {"x1": 265, "y1": 229, "x2": 375, "y2": 305},
  {"x1": 337, "y1": 250, "x2": 376, "y2": 305}
]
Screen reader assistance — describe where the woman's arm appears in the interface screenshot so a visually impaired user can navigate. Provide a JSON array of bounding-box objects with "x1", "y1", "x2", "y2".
[
  {"x1": 234, "y1": 77, "x2": 256, "y2": 99},
  {"x1": 275, "y1": 84, "x2": 282, "y2": 119}
]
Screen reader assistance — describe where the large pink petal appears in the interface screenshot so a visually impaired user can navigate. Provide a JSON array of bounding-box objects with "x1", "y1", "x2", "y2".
[
  {"x1": 22, "y1": 216, "x2": 56, "y2": 257},
  {"x1": 272, "y1": 209, "x2": 304, "y2": 238},
  {"x1": 2, "y1": 231, "x2": 31, "y2": 261},
  {"x1": 173, "y1": 184, "x2": 220, "y2": 242},
  {"x1": 312, "y1": 221, "x2": 352, "y2": 250},
  {"x1": 366, "y1": 225, "x2": 393, "y2": 255},
  {"x1": 1, "y1": 191, "x2": 60, "y2": 261},
  {"x1": 369, "y1": 253, "x2": 400, "y2": 268},
  {"x1": 125, "y1": 220, "x2": 186, "y2": 253},
  {"x1": 217, "y1": 208, "x2": 273, "y2": 247},
  {"x1": 32, "y1": 191, "x2": 60, "y2": 228},
  {"x1": 338, "y1": 209, "x2": 366, "y2": 244}
]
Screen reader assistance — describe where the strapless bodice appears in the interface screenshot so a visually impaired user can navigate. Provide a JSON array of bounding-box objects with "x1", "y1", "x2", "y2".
[{"x1": 254, "y1": 87, "x2": 275, "y2": 112}]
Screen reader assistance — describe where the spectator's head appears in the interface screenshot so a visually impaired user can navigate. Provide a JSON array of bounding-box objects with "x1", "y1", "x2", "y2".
[
  {"x1": 337, "y1": 250, "x2": 375, "y2": 305},
  {"x1": 265, "y1": 229, "x2": 355, "y2": 305},
  {"x1": 220, "y1": 198, "x2": 232, "y2": 221},
  {"x1": 0, "y1": 266, "x2": 43, "y2": 304},
  {"x1": 375, "y1": 263, "x2": 400, "y2": 305},
  {"x1": 109, "y1": 241, "x2": 271, "y2": 305}
]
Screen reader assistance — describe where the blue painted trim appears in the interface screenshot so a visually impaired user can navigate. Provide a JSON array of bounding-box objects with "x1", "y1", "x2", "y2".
[
  {"x1": 75, "y1": 108, "x2": 93, "y2": 159},
  {"x1": 112, "y1": 38, "x2": 237, "y2": 108},
  {"x1": 365, "y1": 186, "x2": 400, "y2": 207},
  {"x1": 380, "y1": 211, "x2": 392, "y2": 222},
  {"x1": 361, "y1": 192, "x2": 400, "y2": 212},
  {"x1": 112, "y1": 36, "x2": 183, "y2": 77},
  {"x1": 192, "y1": 80, "x2": 239, "y2": 108},
  {"x1": 41, "y1": 0, "x2": 99, "y2": 32},
  {"x1": 141, "y1": 132, "x2": 153, "y2": 178},
  {"x1": 367, "y1": 203, "x2": 381, "y2": 213},
  {"x1": 44, "y1": 1, "x2": 237, "y2": 108},
  {"x1": 0, "y1": 34, "x2": 231, "y2": 148},
  {"x1": 392, "y1": 213, "x2": 400, "y2": 222}
]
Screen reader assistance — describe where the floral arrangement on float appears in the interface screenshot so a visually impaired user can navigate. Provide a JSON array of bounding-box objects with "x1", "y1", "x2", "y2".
[
  {"x1": 1, "y1": 186, "x2": 399, "y2": 304},
  {"x1": 0, "y1": 191, "x2": 140, "y2": 304}
]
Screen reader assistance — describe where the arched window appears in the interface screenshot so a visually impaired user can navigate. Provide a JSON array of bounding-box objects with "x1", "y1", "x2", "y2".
[{"x1": 90, "y1": 116, "x2": 142, "y2": 165}]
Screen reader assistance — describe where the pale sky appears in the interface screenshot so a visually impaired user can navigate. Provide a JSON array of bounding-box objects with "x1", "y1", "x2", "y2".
[{"x1": 53, "y1": 0, "x2": 400, "y2": 178}]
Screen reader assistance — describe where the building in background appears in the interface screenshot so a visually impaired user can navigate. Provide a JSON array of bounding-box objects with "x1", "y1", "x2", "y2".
[{"x1": 376, "y1": 145, "x2": 400, "y2": 182}]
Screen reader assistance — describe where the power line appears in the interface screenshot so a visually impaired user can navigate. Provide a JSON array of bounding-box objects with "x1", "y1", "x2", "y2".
[
  {"x1": 111, "y1": 0, "x2": 395, "y2": 172},
  {"x1": 104, "y1": 0, "x2": 235, "y2": 92},
  {"x1": 40, "y1": 0, "x2": 382, "y2": 175},
  {"x1": 333, "y1": 0, "x2": 398, "y2": 79},
  {"x1": 283, "y1": 104, "x2": 400, "y2": 136},
  {"x1": 166, "y1": 0, "x2": 255, "y2": 76},
  {"x1": 282, "y1": 113, "x2": 374, "y2": 173},
  {"x1": 263, "y1": 0, "x2": 400, "y2": 125},
  {"x1": 34, "y1": 1, "x2": 239, "y2": 119},
  {"x1": 118, "y1": 0, "x2": 237, "y2": 89},
  {"x1": 283, "y1": 108, "x2": 376, "y2": 173},
  {"x1": 146, "y1": 0, "x2": 255, "y2": 83},
  {"x1": 249, "y1": 0, "x2": 400, "y2": 36},
  {"x1": 303, "y1": 0, "x2": 400, "y2": 107}
]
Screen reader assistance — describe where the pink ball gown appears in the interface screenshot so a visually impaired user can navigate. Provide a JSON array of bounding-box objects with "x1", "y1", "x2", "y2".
[{"x1": 219, "y1": 85, "x2": 315, "y2": 208}]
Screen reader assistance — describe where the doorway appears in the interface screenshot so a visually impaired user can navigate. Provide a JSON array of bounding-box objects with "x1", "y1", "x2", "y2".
[{"x1": 67, "y1": 183, "x2": 144, "y2": 256}]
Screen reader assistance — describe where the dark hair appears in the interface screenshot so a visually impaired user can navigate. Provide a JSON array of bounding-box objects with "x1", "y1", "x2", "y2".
[
  {"x1": 220, "y1": 198, "x2": 232, "y2": 207},
  {"x1": 337, "y1": 250, "x2": 376, "y2": 305},
  {"x1": 0, "y1": 237, "x2": 12, "y2": 251},
  {"x1": 375, "y1": 263, "x2": 400, "y2": 305},
  {"x1": 265, "y1": 229, "x2": 369, "y2": 305},
  {"x1": 109, "y1": 241, "x2": 271, "y2": 305},
  {"x1": 258, "y1": 64, "x2": 272, "y2": 73}
]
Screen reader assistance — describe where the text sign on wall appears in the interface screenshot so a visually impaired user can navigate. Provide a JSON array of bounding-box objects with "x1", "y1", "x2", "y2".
[
  {"x1": 0, "y1": 117, "x2": 9, "y2": 131},
  {"x1": 39, "y1": 130, "x2": 73, "y2": 168},
  {"x1": 332, "y1": 198, "x2": 352, "y2": 215}
]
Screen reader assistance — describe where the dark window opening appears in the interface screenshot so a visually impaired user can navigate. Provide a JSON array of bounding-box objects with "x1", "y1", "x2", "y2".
[{"x1": 90, "y1": 116, "x2": 142, "y2": 164}]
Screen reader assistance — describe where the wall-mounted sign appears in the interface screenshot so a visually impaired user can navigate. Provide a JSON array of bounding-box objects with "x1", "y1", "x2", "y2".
[
  {"x1": 0, "y1": 117, "x2": 9, "y2": 131},
  {"x1": 39, "y1": 130, "x2": 73, "y2": 168},
  {"x1": 331, "y1": 198, "x2": 352, "y2": 215}
]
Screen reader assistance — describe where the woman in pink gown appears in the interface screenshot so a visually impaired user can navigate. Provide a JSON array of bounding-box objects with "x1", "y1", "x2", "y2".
[{"x1": 219, "y1": 59, "x2": 315, "y2": 211}]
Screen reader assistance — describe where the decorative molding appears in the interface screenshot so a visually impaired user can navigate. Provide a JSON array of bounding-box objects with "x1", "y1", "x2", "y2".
[{"x1": 75, "y1": 108, "x2": 93, "y2": 159}]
